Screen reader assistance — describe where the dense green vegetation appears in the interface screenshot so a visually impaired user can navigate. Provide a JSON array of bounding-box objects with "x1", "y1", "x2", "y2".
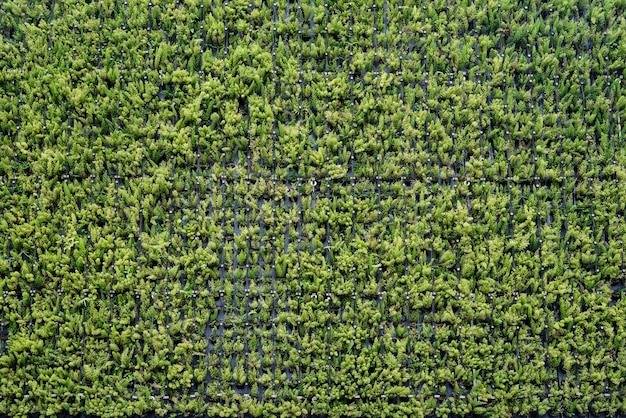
[{"x1": 1, "y1": 0, "x2": 626, "y2": 416}]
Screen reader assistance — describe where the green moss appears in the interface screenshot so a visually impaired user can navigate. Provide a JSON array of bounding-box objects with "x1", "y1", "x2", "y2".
[{"x1": 0, "y1": 0, "x2": 626, "y2": 416}]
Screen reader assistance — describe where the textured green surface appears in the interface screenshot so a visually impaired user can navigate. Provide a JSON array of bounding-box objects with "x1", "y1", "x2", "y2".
[{"x1": 1, "y1": 0, "x2": 626, "y2": 416}]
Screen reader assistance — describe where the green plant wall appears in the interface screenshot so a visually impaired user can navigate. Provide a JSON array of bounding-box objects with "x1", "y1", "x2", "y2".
[{"x1": 1, "y1": 0, "x2": 626, "y2": 416}]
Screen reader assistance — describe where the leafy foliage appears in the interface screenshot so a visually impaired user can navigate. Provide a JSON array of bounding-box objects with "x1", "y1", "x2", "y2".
[{"x1": 1, "y1": 0, "x2": 626, "y2": 416}]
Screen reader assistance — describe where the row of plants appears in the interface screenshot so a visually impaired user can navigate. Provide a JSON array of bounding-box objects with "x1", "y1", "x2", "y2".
[
  {"x1": 1, "y1": 167, "x2": 626, "y2": 416},
  {"x1": 1, "y1": 0, "x2": 625, "y2": 174}
]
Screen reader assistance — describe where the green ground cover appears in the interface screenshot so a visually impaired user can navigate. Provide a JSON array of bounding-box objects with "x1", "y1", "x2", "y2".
[{"x1": 1, "y1": 0, "x2": 626, "y2": 416}]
